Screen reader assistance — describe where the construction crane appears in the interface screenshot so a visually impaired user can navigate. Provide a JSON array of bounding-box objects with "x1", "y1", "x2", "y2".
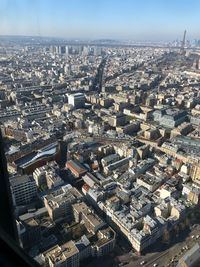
[{"x1": 181, "y1": 30, "x2": 187, "y2": 54}]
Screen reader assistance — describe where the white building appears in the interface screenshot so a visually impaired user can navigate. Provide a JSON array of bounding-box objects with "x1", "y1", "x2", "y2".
[{"x1": 68, "y1": 93, "x2": 85, "y2": 108}]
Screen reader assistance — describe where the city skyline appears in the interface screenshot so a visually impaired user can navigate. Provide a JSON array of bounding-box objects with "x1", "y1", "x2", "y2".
[{"x1": 1, "y1": 0, "x2": 200, "y2": 41}]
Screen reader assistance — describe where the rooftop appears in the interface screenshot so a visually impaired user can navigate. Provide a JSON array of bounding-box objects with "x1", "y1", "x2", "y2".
[
  {"x1": 10, "y1": 174, "x2": 35, "y2": 187},
  {"x1": 66, "y1": 160, "x2": 87, "y2": 175},
  {"x1": 45, "y1": 240, "x2": 79, "y2": 264}
]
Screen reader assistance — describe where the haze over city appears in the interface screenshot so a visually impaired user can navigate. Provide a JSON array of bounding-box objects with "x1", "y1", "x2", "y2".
[{"x1": 1, "y1": 0, "x2": 200, "y2": 40}]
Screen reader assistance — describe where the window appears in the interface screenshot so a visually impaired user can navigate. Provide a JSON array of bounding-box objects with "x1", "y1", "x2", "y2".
[{"x1": 1, "y1": 1, "x2": 200, "y2": 267}]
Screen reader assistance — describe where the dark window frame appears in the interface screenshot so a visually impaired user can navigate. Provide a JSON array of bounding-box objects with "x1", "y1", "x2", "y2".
[{"x1": 0, "y1": 130, "x2": 40, "y2": 267}]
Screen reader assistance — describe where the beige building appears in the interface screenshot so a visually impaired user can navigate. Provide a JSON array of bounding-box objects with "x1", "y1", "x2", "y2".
[
  {"x1": 144, "y1": 128, "x2": 160, "y2": 140},
  {"x1": 191, "y1": 164, "x2": 200, "y2": 183},
  {"x1": 154, "y1": 202, "x2": 170, "y2": 219},
  {"x1": 108, "y1": 113, "x2": 128, "y2": 127},
  {"x1": 46, "y1": 172, "x2": 64, "y2": 189},
  {"x1": 42, "y1": 241, "x2": 79, "y2": 267},
  {"x1": 72, "y1": 202, "x2": 106, "y2": 234},
  {"x1": 170, "y1": 122, "x2": 193, "y2": 138},
  {"x1": 159, "y1": 185, "x2": 177, "y2": 199},
  {"x1": 170, "y1": 202, "x2": 185, "y2": 219},
  {"x1": 136, "y1": 173, "x2": 162, "y2": 192},
  {"x1": 136, "y1": 144, "x2": 149, "y2": 159},
  {"x1": 92, "y1": 226, "x2": 116, "y2": 257},
  {"x1": 44, "y1": 185, "x2": 83, "y2": 222}
]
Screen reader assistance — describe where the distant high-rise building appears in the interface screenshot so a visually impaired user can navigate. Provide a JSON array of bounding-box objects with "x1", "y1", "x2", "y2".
[
  {"x1": 65, "y1": 45, "x2": 69, "y2": 55},
  {"x1": 58, "y1": 45, "x2": 66, "y2": 54},
  {"x1": 181, "y1": 30, "x2": 186, "y2": 53},
  {"x1": 82, "y1": 46, "x2": 89, "y2": 56},
  {"x1": 94, "y1": 46, "x2": 102, "y2": 56},
  {"x1": 55, "y1": 46, "x2": 59, "y2": 54},
  {"x1": 50, "y1": 45, "x2": 56, "y2": 54}
]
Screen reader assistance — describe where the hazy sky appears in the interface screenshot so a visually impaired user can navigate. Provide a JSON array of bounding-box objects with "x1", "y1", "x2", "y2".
[{"x1": 1, "y1": 0, "x2": 200, "y2": 40}]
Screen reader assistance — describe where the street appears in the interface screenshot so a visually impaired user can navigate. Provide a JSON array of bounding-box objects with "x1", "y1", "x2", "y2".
[{"x1": 124, "y1": 224, "x2": 200, "y2": 267}]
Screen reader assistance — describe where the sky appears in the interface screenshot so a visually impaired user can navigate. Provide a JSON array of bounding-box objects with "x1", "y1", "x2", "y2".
[{"x1": 0, "y1": 0, "x2": 200, "y2": 41}]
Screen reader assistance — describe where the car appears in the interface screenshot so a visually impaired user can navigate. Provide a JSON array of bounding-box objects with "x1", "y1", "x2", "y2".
[
  {"x1": 153, "y1": 264, "x2": 158, "y2": 267},
  {"x1": 196, "y1": 235, "x2": 199, "y2": 239},
  {"x1": 140, "y1": 261, "x2": 146, "y2": 265}
]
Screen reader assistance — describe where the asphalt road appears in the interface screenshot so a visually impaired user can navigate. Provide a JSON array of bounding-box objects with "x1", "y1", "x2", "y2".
[{"x1": 124, "y1": 224, "x2": 200, "y2": 267}]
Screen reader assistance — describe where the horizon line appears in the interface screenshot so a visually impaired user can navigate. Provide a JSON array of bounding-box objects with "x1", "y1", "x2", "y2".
[{"x1": 0, "y1": 33, "x2": 195, "y2": 43}]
